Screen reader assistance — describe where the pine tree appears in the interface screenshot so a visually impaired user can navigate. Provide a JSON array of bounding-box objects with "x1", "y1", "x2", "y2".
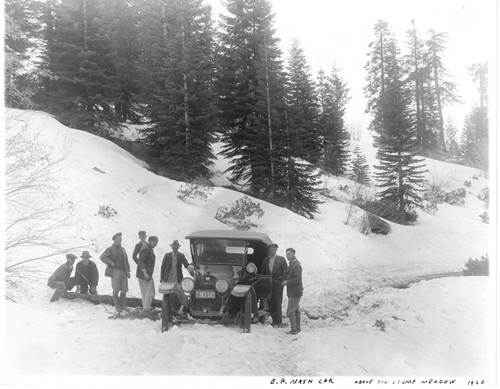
[
  {"x1": 426, "y1": 30, "x2": 461, "y2": 153},
  {"x1": 5, "y1": 0, "x2": 44, "y2": 108},
  {"x1": 365, "y1": 20, "x2": 427, "y2": 219},
  {"x1": 36, "y1": 0, "x2": 121, "y2": 132},
  {"x1": 285, "y1": 39, "x2": 321, "y2": 164},
  {"x1": 217, "y1": 0, "x2": 320, "y2": 218},
  {"x1": 468, "y1": 63, "x2": 488, "y2": 108},
  {"x1": 216, "y1": 0, "x2": 286, "y2": 197},
  {"x1": 460, "y1": 106, "x2": 488, "y2": 173},
  {"x1": 139, "y1": 0, "x2": 216, "y2": 180},
  {"x1": 318, "y1": 65, "x2": 351, "y2": 175},
  {"x1": 350, "y1": 146, "x2": 370, "y2": 185},
  {"x1": 101, "y1": 0, "x2": 142, "y2": 122},
  {"x1": 403, "y1": 19, "x2": 440, "y2": 156}
]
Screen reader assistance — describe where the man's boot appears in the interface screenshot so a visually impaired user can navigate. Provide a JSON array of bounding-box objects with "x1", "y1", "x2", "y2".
[
  {"x1": 286, "y1": 313, "x2": 298, "y2": 335},
  {"x1": 120, "y1": 294, "x2": 130, "y2": 312},
  {"x1": 113, "y1": 295, "x2": 122, "y2": 313},
  {"x1": 296, "y1": 310, "x2": 301, "y2": 333}
]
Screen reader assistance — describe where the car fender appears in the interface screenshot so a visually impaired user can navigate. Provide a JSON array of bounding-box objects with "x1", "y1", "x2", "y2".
[{"x1": 231, "y1": 284, "x2": 252, "y2": 297}]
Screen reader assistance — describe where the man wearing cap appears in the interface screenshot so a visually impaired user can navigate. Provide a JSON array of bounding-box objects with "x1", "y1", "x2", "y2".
[
  {"x1": 160, "y1": 240, "x2": 193, "y2": 315},
  {"x1": 74, "y1": 251, "x2": 99, "y2": 295},
  {"x1": 281, "y1": 248, "x2": 303, "y2": 335},
  {"x1": 262, "y1": 243, "x2": 288, "y2": 327},
  {"x1": 100, "y1": 232, "x2": 131, "y2": 312},
  {"x1": 47, "y1": 253, "x2": 78, "y2": 302},
  {"x1": 132, "y1": 230, "x2": 147, "y2": 264},
  {"x1": 137, "y1": 236, "x2": 159, "y2": 310}
]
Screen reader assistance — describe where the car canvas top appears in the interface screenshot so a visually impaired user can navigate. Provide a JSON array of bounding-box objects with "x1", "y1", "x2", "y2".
[{"x1": 185, "y1": 230, "x2": 272, "y2": 244}]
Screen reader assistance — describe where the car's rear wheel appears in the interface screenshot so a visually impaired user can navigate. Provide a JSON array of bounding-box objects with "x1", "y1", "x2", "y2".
[{"x1": 161, "y1": 294, "x2": 171, "y2": 332}]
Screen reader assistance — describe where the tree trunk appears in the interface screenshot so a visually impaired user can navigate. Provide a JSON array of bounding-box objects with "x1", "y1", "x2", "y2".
[
  {"x1": 181, "y1": 1, "x2": 190, "y2": 154},
  {"x1": 431, "y1": 37, "x2": 445, "y2": 152},
  {"x1": 411, "y1": 21, "x2": 423, "y2": 152},
  {"x1": 264, "y1": 35, "x2": 274, "y2": 188},
  {"x1": 57, "y1": 291, "x2": 163, "y2": 308}
]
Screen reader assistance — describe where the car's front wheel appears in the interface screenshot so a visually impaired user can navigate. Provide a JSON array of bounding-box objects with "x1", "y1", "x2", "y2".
[{"x1": 161, "y1": 294, "x2": 171, "y2": 332}]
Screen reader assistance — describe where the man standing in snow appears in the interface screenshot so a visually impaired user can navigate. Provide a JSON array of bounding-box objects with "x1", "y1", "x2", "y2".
[
  {"x1": 281, "y1": 248, "x2": 303, "y2": 335},
  {"x1": 100, "y1": 232, "x2": 131, "y2": 313},
  {"x1": 132, "y1": 230, "x2": 147, "y2": 264},
  {"x1": 160, "y1": 240, "x2": 193, "y2": 315},
  {"x1": 74, "y1": 251, "x2": 99, "y2": 294},
  {"x1": 47, "y1": 253, "x2": 78, "y2": 301},
  {"x1": 262, "y1": 243, "x2": 288, "y2": 327},
  {"x1": 137, "y1": 236, "x2": 159, "y2": 310}
]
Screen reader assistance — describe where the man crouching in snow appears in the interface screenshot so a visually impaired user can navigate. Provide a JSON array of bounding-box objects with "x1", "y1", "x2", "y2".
[
  {"x1": 100, "y1": 232, "x2": 131, "y2": 313},
  {"x1": 47, "y1": 253, "x2": 78, "y2": 302}
]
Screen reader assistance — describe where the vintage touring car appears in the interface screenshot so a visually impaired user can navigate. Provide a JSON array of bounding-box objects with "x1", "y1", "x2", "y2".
[{"x1": 159, "y1": 230, "x2": 273, "y2": 332}]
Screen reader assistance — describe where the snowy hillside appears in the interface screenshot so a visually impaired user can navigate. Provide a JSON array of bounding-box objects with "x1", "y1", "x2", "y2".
[{"x1": 2, "y1": 109, "x2": 493, "y2": 381}]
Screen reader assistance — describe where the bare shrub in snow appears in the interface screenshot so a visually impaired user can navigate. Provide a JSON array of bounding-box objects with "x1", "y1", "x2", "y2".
[
  {"x1": 463, "y1": 180, "x2": 471, "y2": 188},
  {"x1": 5, "y1": 119, "x2": 82, "y2": 287},
  {"x1": 215, "y1": 196, "x2": 264, "y2": 231},
  {"x1": 96, "y1": 205, "x2": 118, "y2": 218},
  {"x1": 177, "y1": 183, "x2": 213, "y2": 202},
  {"x1": 463, "y1": 254, "x2": 489, "y2": 276}
]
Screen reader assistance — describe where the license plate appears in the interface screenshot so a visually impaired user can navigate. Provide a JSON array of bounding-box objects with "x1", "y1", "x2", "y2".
[{"x1": 195, "y1": 290, "x2": 215, "y2": 299}]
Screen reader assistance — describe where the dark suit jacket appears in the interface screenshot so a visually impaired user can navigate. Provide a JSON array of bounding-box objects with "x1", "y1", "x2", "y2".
[
  {"x1": 136, "y1": 244, "x2": 155, "y2": 279},
  {"x1": 75, "y1": 260, "x2": 99, "y2": 286},
  {"x1": 262, "y1": 255, "x2": 288, "y2": 283},
  {"x1": 285, "y1": 259, "x2": 303, "y2": 297},
  {"x1": 160, "y1": 252, "x2": 189, "y2": 283},
  {"x1": 132, "y1": 241, "x2": 147, "y2": 264}
]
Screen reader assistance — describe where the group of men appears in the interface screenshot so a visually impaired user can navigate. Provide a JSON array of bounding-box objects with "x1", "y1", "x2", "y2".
[
  {"x1": 47, "y1": 231, "x2": 304, "y2": 335},
  {"x1": 47, "y1": 230, "x2": 191, "y2": 314},
  {"x1": 262, "y1": 243, "x2": 303, "y2": 335}
]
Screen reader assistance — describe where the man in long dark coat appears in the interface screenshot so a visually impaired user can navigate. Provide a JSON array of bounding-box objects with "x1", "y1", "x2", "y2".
[{"x1": 262, "y1": 243, "x2": 288, "y2": 327}]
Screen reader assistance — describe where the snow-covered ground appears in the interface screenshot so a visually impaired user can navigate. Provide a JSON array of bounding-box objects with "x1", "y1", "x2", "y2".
[{"x1": 1, "y1": 109, "x2": 495, "y2": 385}]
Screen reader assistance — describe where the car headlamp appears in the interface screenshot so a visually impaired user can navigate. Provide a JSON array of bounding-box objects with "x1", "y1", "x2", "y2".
[
  {"x1": 180, "y1": 277, "x2": 194, "y2": 292},
  {"x1": 215, "y1": 278, "x2": 230, "y2": 293},
  {"x1": 245, "y1": 262, "x2": 257, "y2": 274}
]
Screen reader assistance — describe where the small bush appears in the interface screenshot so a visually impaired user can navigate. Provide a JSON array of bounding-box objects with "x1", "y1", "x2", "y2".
[
  {"x1": 472, "y1": 175, "x2": 479, "y2": 180},
  {"x1": 479, "y1": 211, "x2": 489, "y2": 224},
  {"x1": 478, "y1": 187, "x2": 489, "y2": 205},
  {"x1": 463, "y1": 180, "x2": 471, "y2": 188},
  {"x1": 215, "y1": 196, "x2": 264, "y2": 231},
  {"x1": 373, "y1": 319, "x2": 386, "y2": 332},
  {"x1": 463, "y1": 254, "x2": 489, "y2": 276},
  {"x1": 444, "y1": 188, "x2": 466, "y2": 206},
  {"x1": 338, "y1": 184, "x2": 350, "y2": 193},
  {"x1": 177, "y1": 183, "x2": 213, "y2": 202},
  {"x1": 96, "y1": 205, "x2": 117, "y2": 218},
  {"x1": 360, "y1": 212, "x2": 391, "y2": 235}
]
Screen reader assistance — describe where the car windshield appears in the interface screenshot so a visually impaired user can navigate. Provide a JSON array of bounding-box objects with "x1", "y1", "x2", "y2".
[{"x1": 192, "y1": 239, "x2": 252, "y2": 265}]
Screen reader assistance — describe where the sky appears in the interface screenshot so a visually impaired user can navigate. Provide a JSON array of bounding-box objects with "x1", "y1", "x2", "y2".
[{"x1": 212, "y1": 0, "x2": 497, "y2": 133}]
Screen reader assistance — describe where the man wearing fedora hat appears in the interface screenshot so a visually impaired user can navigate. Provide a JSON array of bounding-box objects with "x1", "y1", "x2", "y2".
[
  {"x1": 160, "y1": 240, "x2": 193, "y2": 315},
  {"x1": 100, "y1": 232, "x2": 131, "y2": 312},
  {"x1": 262, "y1": 243, "x2": 288, "y2": 327},
  {"x1": 75, "y1": 251, "x2": 99, "y2": 295}
]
